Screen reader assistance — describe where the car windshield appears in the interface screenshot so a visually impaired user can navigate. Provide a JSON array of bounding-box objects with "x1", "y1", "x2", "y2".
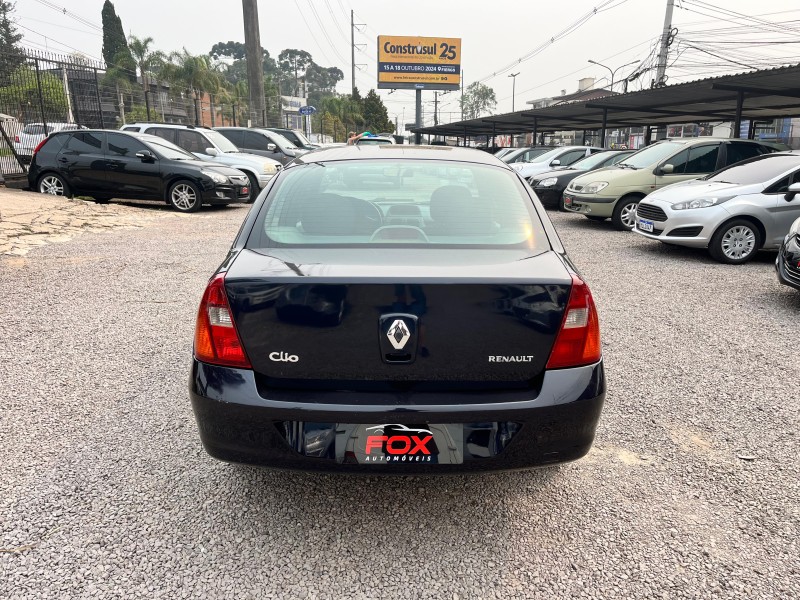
[
  {"x1": 529, "y1": 147, "x2": 570, "y2": 164},
  {"x1": 705, "y1": 154, "x2": 800, "y2": 185},
  {"x1": 203, "y1": 129, "x2": 239, "y2": 153},
  {"x1": 143, "y1": 137, "x2": 198, "y2": 160},
  {"x1": 268, "y1": 132, "x2": 297, "y2": 150},
  {"x1": 569, "y1": 151, "x2": 619, "y2": 170},
  {"x1": 618, "y1": 142, "x2": 685, "y2": 168},
  {"x1": 291, "y1": 129, "x2": 314, "y2": 147},
  {"x1": 251, "y1": 159, "x2": 548, "y2": 250}
]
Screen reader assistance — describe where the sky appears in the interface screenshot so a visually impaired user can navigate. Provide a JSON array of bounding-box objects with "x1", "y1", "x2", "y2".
[{"x1": 15, "y1": 0, "x2": 800, "y2": 128}]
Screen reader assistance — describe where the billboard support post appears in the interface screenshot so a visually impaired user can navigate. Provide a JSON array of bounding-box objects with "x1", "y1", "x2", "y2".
[{"x1": 415, "y1": 88, "x2": 422, "y2": 145}]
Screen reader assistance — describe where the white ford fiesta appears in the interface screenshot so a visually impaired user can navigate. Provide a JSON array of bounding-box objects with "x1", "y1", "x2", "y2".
[{"x1": 633, "y1": 152, "x2": 800, "y2": 264}]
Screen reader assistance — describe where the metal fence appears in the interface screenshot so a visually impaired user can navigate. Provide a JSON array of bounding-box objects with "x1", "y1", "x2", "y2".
[{"x1": 0, "y1": 49, "x2": 294, "y2": 177}]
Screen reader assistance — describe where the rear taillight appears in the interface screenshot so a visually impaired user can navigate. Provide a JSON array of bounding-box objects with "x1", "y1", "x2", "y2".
[
  {"x1": 14, "y1": 135, "x2": 20, "y2": 143},
  {"x1": 194, "y1": 273, "x2": 251, "y2": 368},
  {"x1": 32, "y1": 138, "x2": 48, "y2": 156},
  {"x1": 546, "y1": 274, "x2": 601, "y2": 369}
]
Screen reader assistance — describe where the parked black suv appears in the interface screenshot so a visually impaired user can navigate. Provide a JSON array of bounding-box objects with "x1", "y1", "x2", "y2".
[
  {"x1": 263, "y1": 127, "x2": 318, "y2": 151},
  {"x1": 215, "y1": 127, "x2": 307, "y2": 165},
  {"x1": 28, "y1": 130, "x2": 250, "y2": 212}
]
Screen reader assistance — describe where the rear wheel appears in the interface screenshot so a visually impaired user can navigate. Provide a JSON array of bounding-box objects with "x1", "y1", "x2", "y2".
[
  {"x1": 611, "y1": 195, "x2": 641, "y2": 231},
  {"x1": 708, "y1": 219, "x2": 761, "y2": 264},
  {"x1": 245, "y1": 173, "x2": 260, "y2": 203},
  {"x1": 168, "y1": 180, "x2": 202, "y2": 213},
  {"x1": 37, "y1": 173, "x2": 70, "y2": 197}
]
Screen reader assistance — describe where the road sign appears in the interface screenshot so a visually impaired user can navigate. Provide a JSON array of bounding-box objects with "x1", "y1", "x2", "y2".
[
  {"x1": 377, "y1": 35, "x2": 461, "y2": 91},
  {"x1": 299, "y1": 106, "x2": 317, "y2": 116}
]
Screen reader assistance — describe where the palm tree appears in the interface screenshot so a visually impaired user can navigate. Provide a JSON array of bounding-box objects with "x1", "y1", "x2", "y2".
[
  {"x1": 161, "y1": 49, "x2": 224, "y2": 124},
  {"x1": 128, "y1": 35, "x2": 165, "y2": 99}
]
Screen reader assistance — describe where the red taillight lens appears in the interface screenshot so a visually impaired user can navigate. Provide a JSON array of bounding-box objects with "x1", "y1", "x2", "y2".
[
  {"x1": 194, "y1": 274, "x2": 252, "y2": 368},
  {"x1": 14, "y1": 135, "x2": 20, "y2": 143},
  {"x1": 32, "y1": 139, "x2": 48, "y2": 155},
  {"x1": 546, "y1": 274, "x2": 602, "y2": 369}
]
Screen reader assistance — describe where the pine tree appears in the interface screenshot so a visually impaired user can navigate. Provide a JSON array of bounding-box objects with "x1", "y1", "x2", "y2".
[
  {"x1": 362, "y1": 89, "x2": 393, "y2": 134},
  {"x1": 101, "y1": 0, "x2": 133, "y2": 73},
  {"x1": 0, "y1": 1, "x2": 24, "y2": 66}
]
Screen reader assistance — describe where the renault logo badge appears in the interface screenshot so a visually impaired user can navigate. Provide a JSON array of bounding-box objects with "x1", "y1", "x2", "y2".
[{"x1": 386, "y1": 319, "x2": 411, "y2": 350}]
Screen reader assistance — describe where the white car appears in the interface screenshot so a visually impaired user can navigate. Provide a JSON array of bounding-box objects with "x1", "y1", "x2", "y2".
[
  {"x1": 634, "y1": 152, "x2": 800, "y2": 264},
  {"x1": 355, "y1": 135, "x2": 395, "y2": 146},
  {"x1": 121, "y1": 123, "x2": 281, "y2": 195},
  {"x1": 511, "y1": 146, "x2": 604, "y2": 179},
  {"x1": 14, "y1": 122, "x2": 83, "y2": 161}
]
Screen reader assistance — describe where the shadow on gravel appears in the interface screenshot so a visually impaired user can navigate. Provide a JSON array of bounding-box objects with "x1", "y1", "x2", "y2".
[
  {"x1": 104, "y1": 199, "x2": 249, "y2": 214},
  {"x1": 635, "y1": 238, "x2": 779, "y2": 265},
  {"x1": 210, "y1": 465, "x2": 564, "y2": 570}
]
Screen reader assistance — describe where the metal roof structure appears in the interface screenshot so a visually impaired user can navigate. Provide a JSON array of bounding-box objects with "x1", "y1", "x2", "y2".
[{"x1": 413, "y1": 64, "x2": 800, "y2": 139}]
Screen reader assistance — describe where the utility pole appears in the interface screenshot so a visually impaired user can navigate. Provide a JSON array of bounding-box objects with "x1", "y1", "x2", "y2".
[
  {"x1": 434, "y1": 92, "x2": 439, "y2": 125},
  {"x1": 242, "y1": 0, "x2": 265, "y2": 126},
  {"x1": 349, "y1": 11, "x2": 366, "y2": 96},
  {"x1": 509, "y1": 72, "x2": 519, "y2": 112},
  {"x1": 654, "y1": 0, "x2": 675, "y2": 87},
  {"x1": 351, "y1": 10, "x2": 356, "y2": 95}
]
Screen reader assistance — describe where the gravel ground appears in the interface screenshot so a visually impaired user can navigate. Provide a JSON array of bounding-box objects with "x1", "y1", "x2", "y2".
[{"x1": 1, "y1": 201, "x2": 798, "y2": 599}]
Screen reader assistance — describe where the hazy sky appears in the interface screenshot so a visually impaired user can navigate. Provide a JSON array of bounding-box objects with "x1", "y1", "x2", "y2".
[{"x1": 16, "y1": 0, "x2": 800, "y2": 127}]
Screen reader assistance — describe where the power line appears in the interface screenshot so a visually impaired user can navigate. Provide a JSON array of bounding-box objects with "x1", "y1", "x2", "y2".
[{"x1": 30, "y1": 0, "x2": 102, "y2": 32}]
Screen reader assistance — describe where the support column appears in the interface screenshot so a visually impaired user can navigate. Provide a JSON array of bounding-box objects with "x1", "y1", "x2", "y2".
[
  {"x1": 414, "y1": 88, "x2": 422, "y2": 145},
  {"x1": 600, "y1": 108, "x2": 608, "y2": 148},
  {"x1": 532, "y1": 118, "x2": 538, "y2": 148},
  {"x1": 733, "y1": 90, "x2": 744, "y2": 139}
]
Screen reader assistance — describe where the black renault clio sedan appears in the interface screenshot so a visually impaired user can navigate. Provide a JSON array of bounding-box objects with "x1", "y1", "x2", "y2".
[
  {"x1": 28, "y1": 130, "x2": 250, "y2": 212},
  {"x1": 190, "y1": 145, "x2": 606, "y2": 473}
]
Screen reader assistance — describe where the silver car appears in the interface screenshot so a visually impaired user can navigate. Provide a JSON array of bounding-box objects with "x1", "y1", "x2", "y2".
[{"x1": 634, "y1": 152, "x2": 800, "y2": 264}]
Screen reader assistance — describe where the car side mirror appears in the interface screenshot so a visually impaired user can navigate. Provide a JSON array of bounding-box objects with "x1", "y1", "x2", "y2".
[
  {"x1": 135, "y1": 150, "x2": 155, "y2": 162},
  {"x1": 266, "y1": 143, "x2": 277, "y2": 152},
  {"x1": 205, "y1": 147, "x2": 219, "y2": 156},
  {"x1": 784, "y1": 182, "x2": 800, "y2": 201},
  {"x1": 550, "y1": 159, "x2": 561, "y2": 166},
  {"x1": 661, "y1": 163, "x2": 674, "y2": 174}
]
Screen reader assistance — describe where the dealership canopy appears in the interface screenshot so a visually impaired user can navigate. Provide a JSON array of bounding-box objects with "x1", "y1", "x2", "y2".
[{"x1": 413, "y1": 63, "x2": 800, "y2": 138}]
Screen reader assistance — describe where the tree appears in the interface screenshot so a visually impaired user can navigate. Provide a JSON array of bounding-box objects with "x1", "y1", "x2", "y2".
[
  {"x1": 362, "y1": 89, "x2": 393, "y2": 133},
  {"x1": 0, "y1": 65, "x2": 67, "y2": 121},
  {"x1": 128, "y1": 35, "x2": 165, "y2": 96},
  {"x1": 305, "y1": 63, "x2": 343, "y2": 107},
  {"x1": 460, "y1": 82, "x2": 497, "y2": 120},
  {"x1": 278, "y1": 49, "x2": 312, "y2": 96},
  {"x1": 101, "y1": 1, "x2": 134, "y2": 73},
  {"x1": 0, "y1": 1, "x2": 23, "y2": 69},
  {"x1": 210, "y1": 41, "x2": 247, "y2": 61}
]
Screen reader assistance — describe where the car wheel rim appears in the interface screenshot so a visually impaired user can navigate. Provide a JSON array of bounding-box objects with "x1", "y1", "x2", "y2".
[
  {"x1": 620, "y1": 202, "x2": 638, "y2": 228},
  {"x1": 171, "y1": 184, "x2": 196, "y2": 210},
  {"x1": 721, "y1": 225, "x2": 756, "y2": 260},
  {"x1": 40, "y1": 176, "x2": 64, "y2": 196}
]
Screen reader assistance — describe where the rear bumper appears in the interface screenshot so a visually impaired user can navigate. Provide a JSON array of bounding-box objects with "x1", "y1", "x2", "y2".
[{"x1": 188, "y1": 360, "x2": 606, "y2": 473}]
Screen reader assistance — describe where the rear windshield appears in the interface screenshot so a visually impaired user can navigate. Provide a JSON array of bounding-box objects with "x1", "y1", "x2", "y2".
[{"x1": 249, "y1": 159, "x2": 548, "y2": 250}]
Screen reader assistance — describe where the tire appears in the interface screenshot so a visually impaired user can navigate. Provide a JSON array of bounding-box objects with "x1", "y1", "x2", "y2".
[
  {"x1": 168, "y1": 180, "x2": 202, "y2": 213},
  {"x1": 37, "y1": 173, "x2": 70, "y2": 197},
  {"x1": 245, "y1": 173, "x2": 260, "y2": 204},
  {"x1": 708, "y1": 219, "x2": 762, "y2": 264},
  {"x1": 586, "y1": 216, "x2": 607, "y2": 222},
  {"x1": 611, "y1": 195, "x2": 642, "y2": 231}
]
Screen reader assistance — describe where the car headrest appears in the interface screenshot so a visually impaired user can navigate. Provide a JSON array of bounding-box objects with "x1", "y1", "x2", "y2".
[
  {"x1": 300, "y1": 194, "x2": 378, "y2": 235},
  {"x1": 429, "y1": 185, "x2": 493, "y2": 234}
]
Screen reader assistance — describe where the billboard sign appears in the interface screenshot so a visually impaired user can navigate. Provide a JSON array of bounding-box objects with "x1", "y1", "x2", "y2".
[{"x1": 378, "y1": 35, "x2": 461, "y2": 91}]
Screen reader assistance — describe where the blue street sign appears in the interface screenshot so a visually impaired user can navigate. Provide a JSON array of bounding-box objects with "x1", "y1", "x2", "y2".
[{"x1": 299, "y1": 106, "x2": 317, "y2": 115}]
